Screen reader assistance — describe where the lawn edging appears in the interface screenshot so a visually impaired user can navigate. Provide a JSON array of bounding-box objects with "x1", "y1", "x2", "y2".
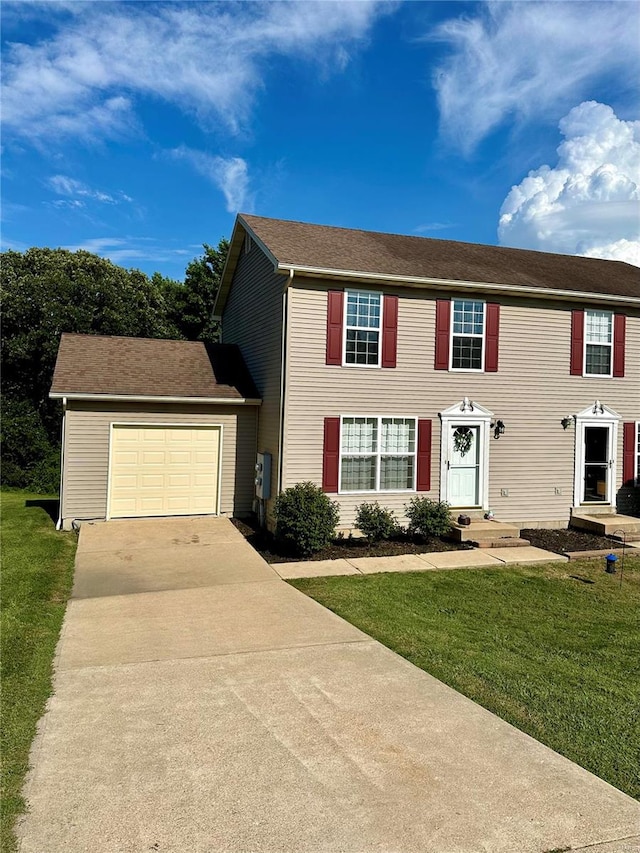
[{"x1": 1, "y1": 491, "x2": 77, "y2": 853}]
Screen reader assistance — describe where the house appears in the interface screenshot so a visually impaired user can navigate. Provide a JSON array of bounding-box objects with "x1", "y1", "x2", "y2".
[{"x1": 51, "y1": 214, "x2": 640, "y2": 532}]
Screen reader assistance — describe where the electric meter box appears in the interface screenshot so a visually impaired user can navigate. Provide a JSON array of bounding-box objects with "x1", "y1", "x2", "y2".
[{"x1": 255, "y1": 452, "x2": 272, "y2": 500}]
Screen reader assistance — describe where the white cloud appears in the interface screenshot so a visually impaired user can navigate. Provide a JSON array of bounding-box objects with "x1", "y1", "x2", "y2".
[
  {"x1": 414, "y1": 222, "x2": 456, "y2": 234},
  {"x1": 62, "y1": 236, "x2": 194, "y2": 265},
  {"x1": 171, "y1": 147, "x2": 250, "y2": 213},
  {"x1": 431, "y1": 2, "x2": 639, "y2": 154},
  {"x1": 2, "y1": 1, "x2": 387, "y2": 144},
  {"x1": 498, "y1": 102, "x2": 640, "y2": 266},
  {"x1": 48, "y1": 174, "x2": 132, "y2": 205}
]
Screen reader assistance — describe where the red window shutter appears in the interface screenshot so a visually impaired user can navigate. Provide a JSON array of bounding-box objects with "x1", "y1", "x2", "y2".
[
  {"x1": 623, "y1": 422, "x2": 636, "y2": 485},
  {"x1": 484, "y1": 303, "x2": 500, "y2": 372},
  {"x1": 570, "y1": 310, "x2": 584, "y2": 375},
  {"x1": 381, "y1": 294, "x2": 398, "y2": 368},
  {"x1": 434, "y1": 300, "x2": 450, "y2": 370},
  {"x1": 613, "y1": 314, "x2": 626, "y2": 377},
  {"x1": 326, "y1": 291, "x2": 344, "y2": 365},
  {"x1": 322, "y1": 418, "x2": 340, "y2": 493},
  {"x1": 416, "y1": 419, "x2": 432, "y2": 492}
]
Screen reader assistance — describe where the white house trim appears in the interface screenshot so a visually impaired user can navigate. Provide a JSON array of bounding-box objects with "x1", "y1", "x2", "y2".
[
  {"x1": 439, "y1": 398, "x2": 493, "y2": 510},
  {"x1": 573, "y1": 401, "x2": 621, "y2": 508}
]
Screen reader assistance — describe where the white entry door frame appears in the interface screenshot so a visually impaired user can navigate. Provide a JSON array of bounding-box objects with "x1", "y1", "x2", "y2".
[
  {"x1": 439, "y1": 398, "x2": 493, "y2": 510},
  {"x1": 573, "y1": 401, "x2": 620, "y2": 507}
]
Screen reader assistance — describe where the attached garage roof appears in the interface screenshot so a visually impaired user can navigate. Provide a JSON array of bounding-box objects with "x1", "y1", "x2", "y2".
[
  {"x1": 50, "y1": 334, "x2": 261, "y2": 403},
  {"x1": 230, "y1": 214, "x2": 640, "y2": 304}
]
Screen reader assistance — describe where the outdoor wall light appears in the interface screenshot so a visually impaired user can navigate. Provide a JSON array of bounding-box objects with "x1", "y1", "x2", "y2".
[
  {"x1": 561, "y1": 416, "x2": 573, "y2": 430},
  {"x1": 492, "y1": 420, "x2": 505, "y2": 439}
]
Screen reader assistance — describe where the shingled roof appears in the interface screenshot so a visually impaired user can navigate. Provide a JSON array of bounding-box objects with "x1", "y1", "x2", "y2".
[
  {"x1": 50, "y1": 334, "x2": 260, "y2": 402},
  {"x1": 232, "y1": 214, "x2": 640, "y2": 303}
]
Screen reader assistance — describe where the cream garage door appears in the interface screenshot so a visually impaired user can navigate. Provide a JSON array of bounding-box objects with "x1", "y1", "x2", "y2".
[{"x1": 109, "y1": 425, "x2": 221, "y2": 519}]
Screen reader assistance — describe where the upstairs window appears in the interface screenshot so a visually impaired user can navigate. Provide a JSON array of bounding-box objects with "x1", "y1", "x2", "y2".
[
  {"x1": 451, "y1": 299, "x2": 485, "y2": 370},
  {"x1": 585, "y1": 310, "x2": 612, "y2": 376},
  {"x1": 344, "y1": 291, "x2": 381, "y2": 366}
]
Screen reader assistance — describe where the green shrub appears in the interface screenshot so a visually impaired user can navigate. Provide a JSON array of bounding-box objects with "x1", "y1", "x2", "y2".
[
  {"x1": 355, "y1": 502, "x2": 399, "y2": 542},
  {"x1": 26, "y1": 449, "x2": 61, "y2": 495},
  {"x1": 405, "y1": 497, "x2": 452, "y2": 539},
  {"x1": 274, "y1": 482, "x2": 340, "y2": 556}
]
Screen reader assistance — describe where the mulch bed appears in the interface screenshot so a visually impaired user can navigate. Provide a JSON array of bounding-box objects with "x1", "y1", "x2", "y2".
[
  {"x1": 233, "y1": 517, "x2": 628, "y2": 564},
  {"x1": 521, "y1": 528, "x2": 622, "y2": 555},
  {"x1": 231, "y1": 517, "x2": 472, "y2": 564}
]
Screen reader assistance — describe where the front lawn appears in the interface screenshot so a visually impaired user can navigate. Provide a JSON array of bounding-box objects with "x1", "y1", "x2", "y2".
[
  {"x1": 1, "y1": 492, "x2": 77, "y2": 852},
  {"x1": 291, "y1": 556, "x2": 640, "y2": 799}
]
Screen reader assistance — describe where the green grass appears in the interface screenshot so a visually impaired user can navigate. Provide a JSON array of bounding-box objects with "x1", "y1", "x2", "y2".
[
  {"x1": 291, "y1": 556, "x2": 640, "y2": 799},
  {"x1": 1, "y1": 491, "x2": 77, "y2": 852}
]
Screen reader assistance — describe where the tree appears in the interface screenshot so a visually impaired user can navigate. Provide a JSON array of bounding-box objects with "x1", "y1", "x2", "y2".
[
  {"x1": 0, "y1": 248, "x2": 181, "y2": 489},
  {"x1": 1, "y1": 242, "x2": 230, "y2": 491},
  {"x1": 162, "y1": 239, "x2": 229, "y2": 343}
]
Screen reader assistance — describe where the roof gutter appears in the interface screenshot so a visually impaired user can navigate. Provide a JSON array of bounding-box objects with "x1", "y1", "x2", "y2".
[
  {"x1": 276, "y1": 263, "x2": 640, "y2": 306},
  {"x1": 50, "y1": 392, "x2": 262, "y2": 405}
]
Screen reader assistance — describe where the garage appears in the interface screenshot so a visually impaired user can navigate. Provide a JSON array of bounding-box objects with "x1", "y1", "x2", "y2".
[
  {"x1": 108, "y1": 424, "x2": 222, "y2": 519},
  {"x1": 50, "y1": 334, "x2": 261, "y2": 529}
]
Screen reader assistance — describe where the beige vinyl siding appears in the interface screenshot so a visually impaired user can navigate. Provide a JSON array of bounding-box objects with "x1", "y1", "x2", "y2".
[
  {"x1": 61, "y1": 401, "x2": 257, "y2": 525},
  {"x1": 222, "y1": 238, "x2": 284, "y2": 516},
  {"x1": 284, "y1": 282, "x2": 640, "y2": 528}
]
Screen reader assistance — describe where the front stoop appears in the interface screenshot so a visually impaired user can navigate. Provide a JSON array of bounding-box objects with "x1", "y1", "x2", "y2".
[
  {"x1": 569, "y1": 511, "x2": 640, "y2": 540},
  {"x1": 451, "y1": 520, "x2": 528, "y2": 548}
]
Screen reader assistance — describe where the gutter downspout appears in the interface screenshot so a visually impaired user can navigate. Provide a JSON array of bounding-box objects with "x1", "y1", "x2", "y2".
[
  {"x1": 55, "y1": 397, "x2": 66, "y2": 530},
  {"x1": 277, "y1": 269, "x2": 293, "y2": 498}
]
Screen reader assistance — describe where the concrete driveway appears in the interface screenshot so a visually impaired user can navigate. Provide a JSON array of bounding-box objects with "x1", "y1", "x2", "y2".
[{"x1": 19, "y1": 516, "x2": 640, "y2": 853}]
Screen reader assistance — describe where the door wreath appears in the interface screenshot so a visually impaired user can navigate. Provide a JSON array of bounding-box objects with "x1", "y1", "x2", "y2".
[{"x1": 453, "y1": 426, "x2": 473, "y2": 457}]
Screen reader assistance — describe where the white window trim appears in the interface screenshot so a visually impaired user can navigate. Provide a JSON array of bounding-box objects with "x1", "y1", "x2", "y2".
[
  {"x1": 449, "y1": 298, "x2": 486, "y2": 373},
  {"x1": 583, "y1": 310, "x2": 613, "y2": 378},
  {"x1": 338, "y1": 415, "x2": 417, "y2": 494},
  {"x1": 439, "y1": 400, "x2": 493, "y2": 510},
  {"x1": 342, "y1": 289, "x2": 383, "y2": 368},
  {"x1": 572, "y1": 403, "x2": 620, "y2": 507}
]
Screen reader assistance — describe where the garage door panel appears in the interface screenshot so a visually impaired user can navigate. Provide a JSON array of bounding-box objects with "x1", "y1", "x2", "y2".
[
  {"x1": 167, "y1": 473, "x2": 191, "y2": 488},
  {"x1": 141, "y1": 473, "x2": 165, "y2": 488},
  {"x1": 142, "y1": 450, "x2": 166, "y2": 465},
  {"x1": 109, "y1": 425, "x2": 220, "y2": 519}
]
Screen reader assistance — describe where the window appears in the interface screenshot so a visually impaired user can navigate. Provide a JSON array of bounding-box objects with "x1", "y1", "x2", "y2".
[
  {"x1": 344, "y1": 291, "x2": 381, "y2": 366},
  {"x1": 637, "y1": 422, "x2": 640, "y2": 484},
  {"x1": 584, "y1": 310, "x2": 613, "y2": 375},
  {"x1": 451, "y1": 300, "x2": 485, "y2": 370},
  {"x1": 340, "y1": 416, "x2": 416, "y2": 492}
]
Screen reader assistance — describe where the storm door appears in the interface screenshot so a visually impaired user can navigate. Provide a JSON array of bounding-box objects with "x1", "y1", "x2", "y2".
[
  {"x1": 583, "y1": 426, "x2": 612, "y2": 503},
  {"x1": 447, "y1": 425, "x2": 481, "y2": 507}
]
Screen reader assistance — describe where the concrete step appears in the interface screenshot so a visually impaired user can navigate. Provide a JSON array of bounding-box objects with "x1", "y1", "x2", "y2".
[
  {"x1": 451, "y1": 520, "x2": 521, "y2": 543},
  {"x1": 472, "y1": 537, "x2": 531, "y2": 549},
  {"x1": 569, "y1": 512, "x2": 640, "y2": 537},
  {"x1": 609, "y1": 531, "x2": 640, "y2": 543}
]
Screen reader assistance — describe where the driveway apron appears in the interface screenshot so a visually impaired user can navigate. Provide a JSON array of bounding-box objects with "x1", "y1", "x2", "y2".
[{"x1": 18, "y1": 517, "x2": 640, "y2": 853}]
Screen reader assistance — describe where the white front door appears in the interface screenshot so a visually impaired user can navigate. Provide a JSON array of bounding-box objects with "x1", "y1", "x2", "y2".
[
  {"x1": 573, "y1": 403, "x2": 621, "y2": 508},
  {"x1": 448, "y1": 425, "x2": 481, "y2": 507}
]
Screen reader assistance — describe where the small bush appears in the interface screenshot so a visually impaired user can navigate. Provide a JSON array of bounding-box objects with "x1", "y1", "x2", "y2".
[
  {"x1": 274, "y1": 482, "x2": 340, "y2": 556},
  {"x1": 26, "y1": 449, "x2": 61, "y2": 494},
  {"x1": 405, "y1": 497, "x2": 451, "y2": 539},
  {"x1": 355, "y1": 502, "x2": 399, "y2": 542}
]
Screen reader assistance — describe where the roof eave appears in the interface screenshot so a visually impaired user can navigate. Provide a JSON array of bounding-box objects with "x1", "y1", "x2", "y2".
[
  {"x1": 278, "y1": 264, "x2": 640, "y2": 306},
  {"x1": 50, "y1": 392, "x2": 262, "y2": 405}
]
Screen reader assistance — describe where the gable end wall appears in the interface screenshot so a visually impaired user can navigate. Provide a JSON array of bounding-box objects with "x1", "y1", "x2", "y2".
[{"x1": 221, "y1": 241, "x2": 285, "y2": 518}]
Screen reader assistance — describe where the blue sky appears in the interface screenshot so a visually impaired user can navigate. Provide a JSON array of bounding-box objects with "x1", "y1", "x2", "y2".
[{"x1": 2, "y1": 0, "x2": 639, "y2": 279}]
